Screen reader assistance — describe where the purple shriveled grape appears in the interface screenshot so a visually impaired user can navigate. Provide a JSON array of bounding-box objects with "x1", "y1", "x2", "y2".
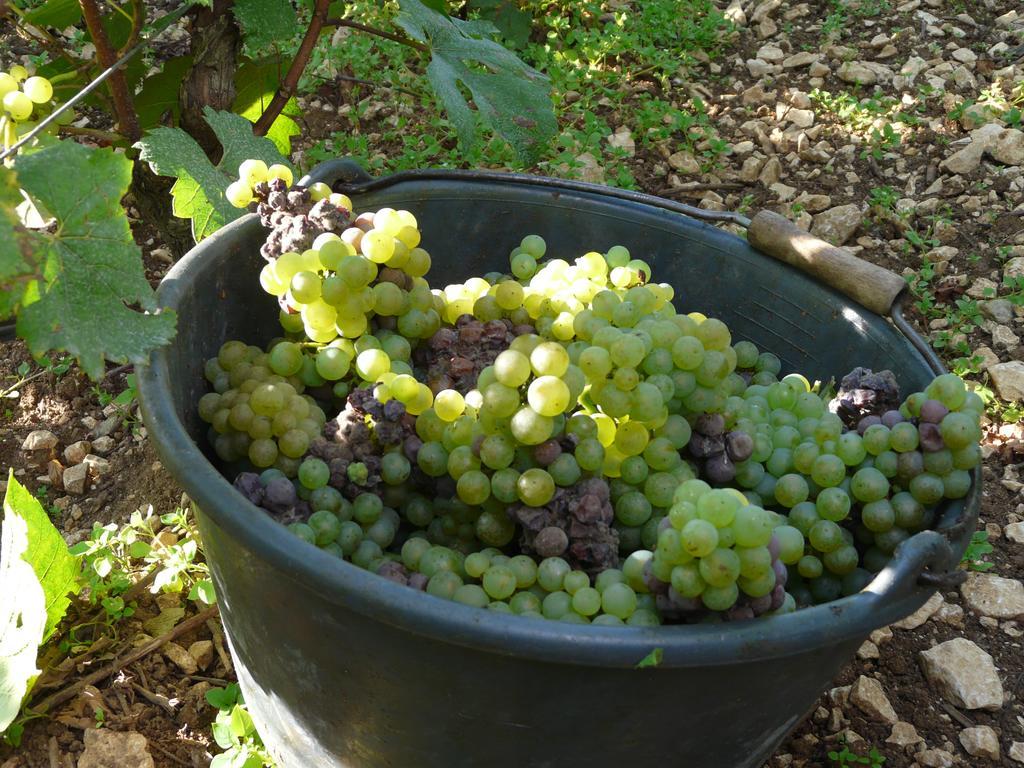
[
  {"x1": 725, "y1": 431, "x2": 754, "y2": 462},
  {"x1": 857, "y1": 414, "x2": 882, "y2": 435},
  {"x1": 264, "y1": 477, "x2": 297, "y2": 513},
  {"x1": 234, "y1": 472, "x2": 265, "y2": 505},
  {"x1": 704, "y1": 451, "x2": 736, "y2": 484},
  {"x1": 918, "y1": 422, "x2": 945, "y2": 452},
  {"x1": 408, "y1": 572, "x2": 429, "y2": 591},
  {"x1": 376, "y1": 560, "x2": 409, "y2": 586},
  {"x1": 770, "y1": 584, "x2": 786, "y2": 610},
  {"x1": 772, "y1": 559, "x2": 788, "y2": 587},
  {"x1": 534, "y1": 526, "x2": 570, "y2": 557},
  {"x1": 694, "y1": 413, "x2": 726, "y2": 437},
  {"x1": 726, "y1": 605, "x2": 755, "y2": 621},
  {"x1": 830, "y1": 367, "x2": 900, "y2": 427},
  {"x1": 881, "y1": 410, "x2": 905, "y2": 428},
  {"x1": 919, "y1": 399, "x2": 950, "y2": 424},
  {"x1": 533, "y1": 439, "x2": 562, "y2": 466},
  {"x1": 767, "y1": 534, "x2": 781, "y2": 560},
  {"x1": 749, "y1": 594, "x2": 772, "y2": 615},
  {"x1": 689, "y1": 433, "x2": 725, "y2": 459}
]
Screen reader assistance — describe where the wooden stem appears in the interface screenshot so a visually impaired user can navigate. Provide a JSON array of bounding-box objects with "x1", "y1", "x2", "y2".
[
  {"x1": 253, "y1": 0, "x2": 332, "y2": 136},
  {"x1": 78, "y1": 0, "x2": 140, "y2": 141}
]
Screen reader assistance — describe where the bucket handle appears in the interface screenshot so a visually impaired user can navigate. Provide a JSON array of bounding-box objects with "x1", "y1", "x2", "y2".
[{"x1": 870, "y1": 529, "x2": 964, "y2": 607}]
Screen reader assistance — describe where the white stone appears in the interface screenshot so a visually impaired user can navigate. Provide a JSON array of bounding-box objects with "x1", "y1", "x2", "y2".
[
  {"x1": 989, "y1": 361, "x2": 1024, "y2": 401},
  {"x1": 838, "y1": 61, "x2": 878, "y2": 85},
  {"x1": 22, "y1": 430, "x2": 58, "y2": 452},
  {"x1": 163, "y1": 641, "x2": 199, "y2": 674},
  {"x1": 78, "y1": 729, "x2": 154, "y2": 768},
  {"x1": 959, "y1": 725, "x2": 1000, "y2": 760},
  {"x1": 668, "y1": 151, "x2": 701, "y2": 174},
  {"x1": 810, "y1": 204, "x2": 862, "y2": 245},
  {"x1": 783, "y1": 52, "x2": 819, "y2": 68},
  {"x1": 952, "y1": 48, "x2": 977, "y2": 64},
  {"x1": 63, "y1": 440, "x2": 91, "y2": 465},
  {"x1": 62, "y1": 463, "x2": 89, "y2": 495},
  {"x1": 850, "y1": 676, "x2": 899, "y2": 723},
  {"x1": 788, "y1": 108, "x2": 815, "y2": 128},
  {"x1": 919, "y1": 638, "x2": 1004, "y2": 711},
  {"x1": 887, "y1": 721, "x2": 923, "y2": 747},
  {"x1": 857, "y1": 640, "x2": 880, "y2": 659},
  {"x1": 893, "y1": 592, "x2": 944, "y2": 630},
  {"x1": 573, "y1": 152, "x2": 604, "y2": 184},
  {"x1": 915, "y1": 749, "x2": 954, "y2": 768},
  {"x1": 1006, "y1": 521, "x2": 1024, "y2": 544},
  {"x1": 747, "y1": 58, "x2": 772, "y2": 77},
  {"x1": 757, "y1": 44, "x2": 785, "y2": 62},
  {"x1": 992, "y1": 324, "x2": 1020, "y2": 351},
  {"x1": 189, "y1": 640, "x2": 215, "y2": 670},
  {"x1": 1011, "y1": 742, "x2": 1024, "y2": 763},
  {"x1": 1005, "y1": 256, "x2": 1024, "y2": 281},
  {"x1": 91, "y1": 435, "x2": 115, "y2": 454},
  {"x1": 606, "y1": 127, "x2": 635, "y2": 157},
  {"x1": 991, "y1": 128, "x2": 1024, "y2": 166},
  {"x1": 961, "y1": 573, "x2": 1024, "y2": 619}
]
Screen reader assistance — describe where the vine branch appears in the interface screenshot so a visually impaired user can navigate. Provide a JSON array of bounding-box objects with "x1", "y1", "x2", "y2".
[
  {"x1": 325, "y1": 17, "x2": 429, "y2": 53},
  {"x1": 79, "y1": 0, "x2": 141, "y2": 141},
  {"x1": 253, "y1": 0, "x2": 332, "y2": 136}
]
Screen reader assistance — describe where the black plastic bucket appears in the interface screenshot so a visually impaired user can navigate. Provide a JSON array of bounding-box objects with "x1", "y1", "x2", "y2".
[{"x1": 139, "y1": 163, "x2": 979, "y2": 768}]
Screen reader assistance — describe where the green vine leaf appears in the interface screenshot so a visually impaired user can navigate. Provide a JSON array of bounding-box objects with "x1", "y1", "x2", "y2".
[
  {"x1": 233, "y1": 0, "x2": 304, "y2": 51},
  {"x1": 135, "y1": 106, "x2": 293, "y2": 241},
  {"x1": 396, "y1": 0, "x2": 556, "y2": 163},
  {"x1": 0, "y1": 473, "x2": 81, "y2": 733},
  {"x1": 135, "y1": 56, "x2": 194, "y2": 130},
  {"x1": 10, "y1": 142, "x2": 177, "y2": 379},
  {"x1": 0, "y1": 167, "x2": 37, "y2": 321},
  {"x1": 466, "y1": 0, "x2": 531, "y2": 48}
]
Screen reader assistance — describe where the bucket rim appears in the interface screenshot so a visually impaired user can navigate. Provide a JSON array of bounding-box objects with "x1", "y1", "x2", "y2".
[{"x1": 138, "y1": 169, "x2": 979, "y2": 668}]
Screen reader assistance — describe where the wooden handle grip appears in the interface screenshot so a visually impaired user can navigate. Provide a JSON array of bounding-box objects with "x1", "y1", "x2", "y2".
[{"x1": 747, "y1": 210, "x2": 906, "y2": 316}]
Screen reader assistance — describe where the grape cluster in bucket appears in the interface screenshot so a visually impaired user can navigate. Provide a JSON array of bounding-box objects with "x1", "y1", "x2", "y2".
[{"x1": 194, "y1": 161, "x2": 982, "y2": 626}]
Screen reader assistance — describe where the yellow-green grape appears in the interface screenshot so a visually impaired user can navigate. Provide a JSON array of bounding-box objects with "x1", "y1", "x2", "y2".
[
  {"x1": 329, "y1": 192, "x2": 353, "y2": 211},
  {"x1": 407, "y1": 384, "x2": 434, "y2": 416},
  {"x1": 0, "y1": 73, "x2": 18, "y2": 98},
  {"x1": 434, "y1": 389, "x2": 466, "y2": 422},
  {"x1": 355, "y1": 349, "x2": 390, "y2": 381},
  {"x1": 527, "y1": 376, "x2": 571, "y2": 417},
  {"x1": 373, "y1": 208, "x2": 403, "y2": 235},
  {"x1": 405, "y1": 248, "x2": 431, "y2": 277},
  {"x1": 259, "y1": 263, "x2": 287, "y2": 296},
  {"x1": 225, "y1": 180, "x2": 254, "y2": 208},
  {"x1": 3, "y1": 90, "x2": 33, "y2": 121},
  {"x1": 22, "y1": 76, "x2": 52, "y2": 104},
  {"x1": 238, "y1": 159, "x2": 269, "y2": 187},
  {"x1": 8, "y1": 65, "x2": 28, "y2": 83},
  {"x1": 267, "y1": 163, "x2": 293, "y2": 186},
  {"x1": 308, "y1": 182, "x2": 332, "y2": 201},
  {"x1": 362, "y1": 230, "x2": 395, "y2": 264}
]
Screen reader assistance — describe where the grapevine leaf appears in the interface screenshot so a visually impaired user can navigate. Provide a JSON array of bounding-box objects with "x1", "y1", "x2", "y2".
[
  {"x1": 233, "y1": 0, "x2": 304, "y2": 51},
  {"x1": 0, "y1": 167, "x2": 38, "y2": 321},
  {"x1": 466, "y1": 0, "x2": 531, "y2": 48},
  {"x1": 135, "y1": 56, "x2": 194, "y2": 130},
  {"x1": 634, "y1": 647, "x2": 663, "y2": 669},
  {"x1": 233, "y1": 60, "x2": 301, "y2": 155},
  {"x1": 135, "y1": 107, "x2": 292, "y2": 241},
  {"x1": 24, "y1": 0, "x2": 82, "y2": 29},
  {"x1": 12, "y1": 142, "x2": 177, "y2": 379},
  {"x1": 396, "y1": 0, "x2": 555, "y2": 163},
  {"x1": 0, "y1": 473, "x2": 81, "y2": 732}
]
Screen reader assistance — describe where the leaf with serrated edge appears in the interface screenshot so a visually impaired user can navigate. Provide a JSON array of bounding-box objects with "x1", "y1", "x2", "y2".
[
  {"x1": 396, "y1": 0, "x2": 555, "y2": 162},
  {"x1": 135, "y1": 107, "x2": 292, "y2": 242},
  {"x1": 234, "y1": 0, "x2": 303, "y2": 51},
  {"x1": 13, "y1": 143, "x2": 177, "y2": 379},
  {"x1": 1, "y1": 473, "x2": 80, "y2": 732}
]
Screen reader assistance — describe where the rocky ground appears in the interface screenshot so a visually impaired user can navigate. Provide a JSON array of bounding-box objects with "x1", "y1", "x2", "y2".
[{"x1": 2, "y1": 0, "x2": 1024, "y2": 767}]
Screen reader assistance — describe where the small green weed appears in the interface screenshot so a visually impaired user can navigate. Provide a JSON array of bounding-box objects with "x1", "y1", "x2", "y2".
[
  {"x1": 828, "y1": 744, "x2": 886, "y2": 768},
  {"x1": 207, "y1": 685, "x2": 276, "y2": 768},
  {"x1": 961, "y1": 531, "x2": 995, "y2": 572}
]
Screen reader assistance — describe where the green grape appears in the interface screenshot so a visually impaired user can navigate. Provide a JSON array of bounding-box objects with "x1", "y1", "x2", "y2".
[
  {"x1": 457, "y1": 470, "x2": 491, "y2": 504},
  {"x1": 797, "y1": 555, "x2": 823, "y2": 579},
  {"x1": 909, "y1": 473, "x2": 945, "y2": 506},
  {"x1": 774, "y1": 474, "x2": 809, "y2": 508},
  {"x1": 939, "y1": 412, "x2": 979, "y2": 450},
  {"x1": 542, "y1": 591, "x2": 572, "y2": 619},
  {"x1": 808, "y1": 520, "x2": 843, "y2": 553},
  {"x1": 615, "y1": 492, "x2": 652, "y2": 527},
  {"x1": 681, "y1": 519, "x2": 718, "y2": 557},
  {"x1": 890, "y1": 422, "x2": 919, "y2": 453},
  {"x1": 698, "y1": 548, "x2": 741, "y2": 588},
  {"x1": 563, "y1": 570, "x2": 590, "y2": 595},
  {"x1": 850, "y1": 467, "x2": 889, "y2": 503},
  {"x1": 861, "y1": 499, "x2": 895, "y2": 532},
  {"x1": 548, "y1": 453, "x2": 581, "y2": 486},
  {"x1": 298, "y1": 457, "x2": 330, "y2": 490},
  {"x1": 510, "y1": 406, "x2": 554, "y2": 446},
  {"x1": 482, "y1": 565, "x2": 517, "y2": 600},
  {"x1": 732, "y1": 505, "x2": 773, "y2": 547},
  {"x1": 575, "y1": 438, "x2": 605, "y2": 472},
  {"x1": 571, "y1": 587, "x2": 602, "y2": 616},
  {"x1": 517, "y1": 468, "x2": 555, "y2": 506},
  {"x1": 600, "y1": 583, "x2": 638, "y2": 619},
  {"x1": 815, "y1": 487, "x2": 851, "y2": 522},
  {"x1": 823, "y1": 545, "x2": 859, "y2": 576},
  {"x1": 702, "y1": 583, "x2": 739, "y2": 611}
]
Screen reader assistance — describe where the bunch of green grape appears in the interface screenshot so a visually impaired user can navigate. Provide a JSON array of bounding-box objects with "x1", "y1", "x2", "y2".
[
  {"x1": 0, "y1": 66, "x2": 56, "y2": 148},
  {"x1": 198, "y1": 340, "x2": 328, "y2": 471}
]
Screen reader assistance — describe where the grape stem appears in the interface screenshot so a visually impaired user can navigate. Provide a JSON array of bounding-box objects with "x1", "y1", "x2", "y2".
[
  {"x1": 79, "y1": 0, "x2": 141, "y2": 141},
  {"x1": 252, "y1": 0, "x2": 333, "y2": 137},
  {"x1": 325, "y1": 17, "x2": 430, "y2": 53},
  {"x1": 58, "y1": 125, "x2": 126, "y2": 143}
]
